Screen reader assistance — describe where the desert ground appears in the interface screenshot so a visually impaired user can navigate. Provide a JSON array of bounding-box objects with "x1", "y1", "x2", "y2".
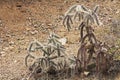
[{"x1": 0, "y1": 0, "x2": 120, "y2": 80}]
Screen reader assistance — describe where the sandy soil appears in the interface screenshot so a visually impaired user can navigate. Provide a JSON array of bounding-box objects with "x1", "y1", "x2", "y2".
[{"x1": 0, "y1": 0, "x2": 120, "y2": 80}]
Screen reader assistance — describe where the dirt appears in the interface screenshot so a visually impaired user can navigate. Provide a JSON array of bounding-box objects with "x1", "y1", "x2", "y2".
[{"x1": 0, "y1": 0, "x2": 120, "y2": 80}]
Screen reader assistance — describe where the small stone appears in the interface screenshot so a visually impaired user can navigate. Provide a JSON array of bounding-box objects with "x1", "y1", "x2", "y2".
[
  {"x1": 116, "y1": 10, "x2": 120, "y2": 14},
  {"x1": 26, "y1": 27, "x2": 31, "y2": 31},
  {"x1": 0, "y1": 51, "x2": 5, "y2": 54},
  {"x1": 1, "y1": 54, "x2": 6, "y2": 57},
  {"x1": 58, "y1": 38, "x2": 67, "y2": 45},
  {"x1": 6, "y1": 34, "x2": 11, "y2": 37},
  {"x1": 3, "y1": 47, "x2": 9, "y2": 51},
  {"x1": 21, "y1": 78, "x2": 27, "y2": 80},
  {"x1": 108, "y1": 18, "x2": 112, "y2": 22},
  {"x1": 30, "y1": 30, "x2": 38, "y2": 35},
  {"x1": 115, "y1": 46, "x2": 119, "y2": 48},
  {"x1": 1, "y1": 51, "x2": 6, "y2": 57},
  {"x1": 9, "y1": 41, "x2": 15, "y2": 45},
  {"x1": 83, "y1": 71, "x2": 90, "y2": 76},
  {"x1": 101, "y1": 47, "x2": 108, "y2": 52},
  {"x1": 33, "y1": 24, "x2": 38, "y2": 27},
  {"x1": 47, "y1": 24, "x2": 52, "y2": 26},
  {"x1": 14, "y1": 60, "x2": 17, "y2": 63},
  {"x1": 64, "y1": 0, "x2": 68, "y2": 4}
]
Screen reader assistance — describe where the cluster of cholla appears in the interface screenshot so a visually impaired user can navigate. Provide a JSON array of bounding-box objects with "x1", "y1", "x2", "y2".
[
  {"x1": 63, "y1": 4, "x2": 119, "y2": 76},
  {"x1": 25, "y1": 33, "x2": 77, "y2": 79},
  {"x1": 25, "y1": 4, "x2": 120, "y2": 80}
]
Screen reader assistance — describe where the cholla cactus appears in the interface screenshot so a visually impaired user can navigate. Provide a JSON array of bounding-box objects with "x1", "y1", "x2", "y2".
[
  {"x1": 63, "y1": 5, "x2": 101, "y2": 31},
  {"x1": 25, "y1": 40, "x2": 44, "y2": 67},
  {"x1": 47, "y1": 32, "x2": 61, "y2": 45},
  {"x1": 63, "y1": 5, "x2": 116, "y2": 77},
  {"x1": 25, "y1": 33, "x2": 67, "y2": 79},
  {"x1": 63, "y1": 4, "x2": 100, "y2": 72}
]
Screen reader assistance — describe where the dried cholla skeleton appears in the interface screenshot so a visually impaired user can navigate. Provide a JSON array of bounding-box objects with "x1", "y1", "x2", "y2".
[
  {"x1": 75, "y1": 6, "x2": 114, "y2": 74},
  {"x1": 63, "y1": 4, "x2": 119, "y2": 77}
]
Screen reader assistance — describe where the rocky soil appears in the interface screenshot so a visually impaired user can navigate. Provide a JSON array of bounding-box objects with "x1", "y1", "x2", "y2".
[{"x1": 0, "y1": 0, "x2": 120, "y2": 80}]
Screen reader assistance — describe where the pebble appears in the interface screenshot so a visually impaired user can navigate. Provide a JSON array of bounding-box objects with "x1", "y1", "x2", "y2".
[
  {"x1": 14, "y1": 60, "x2": 17, "y2": 63},
  {"x1": 21, "y1": 78, "x2": 27, "y2": 80},
  {"x1": 1, "y1": 54, "x2": 6, "y2": 57},
  {"x1": 58, "y1": 38, "x2": 67, "y2": 45},
  {"x1": 30, "y1": 30, "x2": 38, "y2": 35},
  {"x1": 3, "y1": 47, "x2": 9, "y2": 51},
  {"x1": 115, "y1": 46, "x2": 119, "y2": 48},
  {"x1": 47, "y1": 24, "x2": 52, "y2": 26},
  {"x1": 64, "y1": 0, "x2": 68, "y2": 4},
  {"x1": 33, "y1": 24, "x2": 39, "y2": 27},
  {"x1": 116, "y1": 10, "x2": 119, "y2": 14},
  {"x1": 84, "y1": 71, "x2": 90, "y2": 76},
  {"x1": 108, "y1": 18, "x2": 112, "y2": 22},
  {"x1": 9, "y1": 41, "x2": 15, "y2": 45},
  {"x1": 0, "y1": 51, "x2": 5, "y2": 54},
  {"x1": 6, "y1": 34, "x2": 11, "y2": 37},
  {"x1": 26, "y1": 27, "x2": 31, "y2": 31}
]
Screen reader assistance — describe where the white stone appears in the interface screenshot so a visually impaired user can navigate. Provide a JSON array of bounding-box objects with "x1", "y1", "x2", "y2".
[
  {"x1": 0, "y1": 51, "x2": 5, "y2": 54},
  {"x1": 58, "y1": 38, "x2": 67, "y2": 45},
  {"x1": 84, "y1": 71, "x2": 90, "y2": 76}
]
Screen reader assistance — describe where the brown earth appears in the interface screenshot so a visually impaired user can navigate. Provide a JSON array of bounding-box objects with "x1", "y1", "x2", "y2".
[{"x1": 0, "y1": 0, "x2": 120, "y2": 80}]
